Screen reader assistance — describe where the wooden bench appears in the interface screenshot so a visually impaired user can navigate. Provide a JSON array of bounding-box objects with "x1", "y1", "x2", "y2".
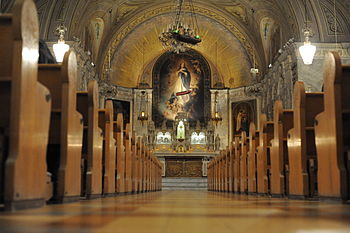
[
  {"x1": 314, "y1": 52, "x2": 350, "y2": 200},
  {"x1": 114, "y1": 113, "x2": 125, "y2": 194},
  {"x1": 221, "y1": 151, "x2": 226, "y2": 192},
  {"x1": 77, "y1": 80, "x2": 103, "y2": 199},
  {"x1": 211, "y1": 157, "x2": 217, "y2": 191},
  {"x1": 98, "y1": 100, "x2": 116, "y2": 196},
  {"x1": 225, "y1": 148, "x2": 230, "y2": 192},
  {"x1": 124, "y1": 124, "x2": 132, "y2": 193},
  {"x1": 228, "y1": 144, "x2": 234, "y2": 192},
  {"x1": 134, "y1": 136, "x2": 141, "y2": 193},
  {"x1": 0, "y1": 0, "x2": 51, "y2": 210},
  {"x1": 233, "y1": 136, "x2": 241, "y2": 193},
  {"x1": 270, "y1": 100, "x2": 293, "y2": 197},
  {"x1": 38, "y1": 51, "x2": 83, "y2": 203},
  {"x1": 248, "y1": 122, "x2": 259, "y2": 194},
  {"x1": 287, "y1": 81, "x2": 324, "y2": 198},
  {"x1": 131, "y1": 132, "x2": 137, "y2": 193},
  {"x1": 208, "y1": 159, "x2": 214, "y2": 191},
  {"x1": 240, "y1": 131, "x2": 248, "y2": 193},
  {"x1": 144, "y1": 147, "x2": 150, "y2": 192},
  {"x1": 141, "y1": 138, "x2": 147, "y2": 192},
  {"x1": 257, "y1": 114, "x2": 274, "y2": 195}
]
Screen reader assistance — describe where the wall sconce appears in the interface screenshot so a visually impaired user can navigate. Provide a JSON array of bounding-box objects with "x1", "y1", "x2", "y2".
[{"x1": 53, "y1": 25, "x2": 70, "y2": 63}]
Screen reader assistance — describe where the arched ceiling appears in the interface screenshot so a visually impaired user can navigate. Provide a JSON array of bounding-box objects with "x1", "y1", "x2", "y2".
[{"x1": 4, "y1": 0, "x2": 348, "y2": 88}]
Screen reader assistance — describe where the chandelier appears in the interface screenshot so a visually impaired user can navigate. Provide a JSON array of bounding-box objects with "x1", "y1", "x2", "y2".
[{"x1": 159, "y1": 0, "x2": 201, "y2": 53}]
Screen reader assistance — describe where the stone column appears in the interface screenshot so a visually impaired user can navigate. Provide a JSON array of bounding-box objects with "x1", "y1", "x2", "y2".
[{"x1": 211, "y1": 89, "x2": 229, "y2": 150}]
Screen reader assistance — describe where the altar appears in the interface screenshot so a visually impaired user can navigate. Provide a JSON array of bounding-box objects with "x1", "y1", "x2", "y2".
[
  {"x1": 155, "y1": 152, "x2": 218, "y2": 177},
  {"x1": 149, "y1": 113, "x2": 219, "y2": 177}
]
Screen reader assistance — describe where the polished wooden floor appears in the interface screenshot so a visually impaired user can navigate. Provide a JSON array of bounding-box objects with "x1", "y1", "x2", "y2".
[{"x1": 1, "y1": 191, "x2": 350, "y2": 233}]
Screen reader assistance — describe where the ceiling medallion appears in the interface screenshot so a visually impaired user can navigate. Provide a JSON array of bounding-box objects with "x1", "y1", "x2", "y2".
[{"x1": 159, "y1": 0, "x2": 202, "y2": 54}]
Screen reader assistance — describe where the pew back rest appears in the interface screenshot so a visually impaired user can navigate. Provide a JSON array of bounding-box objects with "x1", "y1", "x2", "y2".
[
  {"x1": 274, "y1": 101, "x2": 294, "y2": 138},
  {"x1": 38, "y1": 65, "x2": 62, "y2": 110},
  {"x1": 323, "y1": 52, "x2": 350, "y2": 112}
]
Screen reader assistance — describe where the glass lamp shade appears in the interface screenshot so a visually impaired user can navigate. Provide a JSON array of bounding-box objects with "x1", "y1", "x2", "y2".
[
  {"x1": 299, "y1": 41, "x2": 316, "y2": 65},
  {"x1": 53, "y1": 41, "x2": 70, "y2": 62}
]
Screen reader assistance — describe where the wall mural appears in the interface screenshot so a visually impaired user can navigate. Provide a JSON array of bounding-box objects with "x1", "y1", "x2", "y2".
[{"x1": 153, "y1": 51, "x2": 210, "y2": 124}]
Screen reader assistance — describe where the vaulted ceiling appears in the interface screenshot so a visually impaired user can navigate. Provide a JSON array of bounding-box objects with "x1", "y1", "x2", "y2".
[{"x1": 2, "y1": 0, "x2": 350, "y2": 88}]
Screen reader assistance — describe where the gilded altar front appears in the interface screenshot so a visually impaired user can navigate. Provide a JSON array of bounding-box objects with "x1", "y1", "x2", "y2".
[{"x1": 166, "y1": 159, "x2": 203, "y2": 177}]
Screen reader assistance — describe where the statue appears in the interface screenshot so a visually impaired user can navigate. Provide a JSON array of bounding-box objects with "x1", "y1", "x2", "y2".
[{"x1": 215, "y1": 134, "x2": 221, "y2": 151}]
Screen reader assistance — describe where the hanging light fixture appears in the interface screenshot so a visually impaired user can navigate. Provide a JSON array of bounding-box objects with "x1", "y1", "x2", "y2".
[
  {"x1": 299, "y1": 0, "x2": 316, "y2": 65},
  {"x1": 53, "y1": 25, "x2": 70, "y2": 63},
  {"x1": 138, "y1": 91, "x2": 149, "y2": 125},
  {"x1": 159, "y1": 0, "x2": 202, "y2": 53},
  {"x1": 211, "y1": 91, "x2": 222, "y2": 125}
]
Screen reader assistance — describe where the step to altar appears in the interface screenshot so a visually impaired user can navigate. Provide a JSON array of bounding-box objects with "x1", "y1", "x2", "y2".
[{"x1": 162, "y1": 177, "x2": 208, "y2": 190}]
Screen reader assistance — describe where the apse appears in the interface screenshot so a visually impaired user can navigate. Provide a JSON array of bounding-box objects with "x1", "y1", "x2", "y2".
[{"x1": 108, "y1": 12, "x2": 253, "y2": 88}]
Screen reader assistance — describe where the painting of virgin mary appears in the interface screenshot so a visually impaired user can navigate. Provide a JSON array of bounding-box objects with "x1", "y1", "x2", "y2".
[{"x1": 157, "y1": 54, "x2": 205, "y2": 121}]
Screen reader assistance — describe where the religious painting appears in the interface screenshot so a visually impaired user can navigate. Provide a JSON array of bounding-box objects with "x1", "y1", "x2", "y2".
[
  {"x1": 232, "y1": 100, "x2": 257, "y2": 136},
  {"x1": 156, "y1": 132, "x2": 172, "y2": 144},
  {"x1": 153, "y1": 51, "x2": 211, "y2": 124}
]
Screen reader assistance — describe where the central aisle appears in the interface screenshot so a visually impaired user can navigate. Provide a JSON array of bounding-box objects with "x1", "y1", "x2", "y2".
[{"x1": 1, "y1": 191, "x2": 350, "y2": 233}]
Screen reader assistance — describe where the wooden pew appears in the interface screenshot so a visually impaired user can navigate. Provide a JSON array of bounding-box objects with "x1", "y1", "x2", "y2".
[
  {"x1": 257, "y1": 114, "x2": 274, "y2": 195},
  {"x1": 38, "y1": 51, "x2": 83, "y2": 203},
  {"x1": 98, "y1": 100, "x2": 116, "y2": 196},
  {"x1": 144, "y1": 148, "x2": 149, "y2": 192},
  {"x1": 212, "y1": 157, "x2": 217, "y2": 191},
  {"x1": 124, "y1": 124, "x2": 132, "y2": 193},
  {"x1": 270, "y1": 100, "x2": 293, "y2": 197},
  {"x1": 215, "y1": 157, "x2": 220, "y2": 192},
  {"x1": 134, "y1": 136, "x2": 141, "y2": 193},
  {"x1": 140, "y1": 137, "x2": 145, "y2": 192},
  {"x1": 0, "y1": 0, "x2": 51, "y2": 210},
  {"x1": 287, "y1": 81, "x2": 324, "y2": 198},
  {"x1": 147, "y1": 147, "x2": 151, "y2": 192},
  {"x1": 208, "y1": 159, "x2": 213, "y2": 191},
  {"x1": 114, "y1": 113, "x2": 125, "y2": 194},
  {"x1": 228, "y1": 144, "x2": 234, "y2": 192},
  {"x1": 247, "y1": 123, "x2": 259, "y2": 194},
  {"x1": 208, "y1": 162, "x2": 212, "y2": 190},
  {"x1": 233, "y1": 136, "x2": 241, "y2": 193},
  {"x1": 218, "y1": 152, "x2": 223, "y2": 192},
  {"x1": 77, "y1": 80, "x2": 103, "y2": 199},
  {"x1": 131, "y1": 132, "x2": 137, "y2": 193},
  {"x1": 314, "y1": 52, "x2": 350, "y2": 200},
  {"x1": 221, "y1": 152, "x2": 226, "y2": 192},
  {"x1": 225, "y1": 148, "x2": 230, "y2": 192},
  {"x1": 240, "y1": 131, "x2": 248, "y2": 194},
  {"x1": 143, "y1": 140, "x2": 148, "y2": 192}
]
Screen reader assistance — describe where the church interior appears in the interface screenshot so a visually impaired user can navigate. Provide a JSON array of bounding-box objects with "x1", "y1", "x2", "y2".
[{"x1": 0, "y1": 0, "x2": 350, "y2": 232}]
